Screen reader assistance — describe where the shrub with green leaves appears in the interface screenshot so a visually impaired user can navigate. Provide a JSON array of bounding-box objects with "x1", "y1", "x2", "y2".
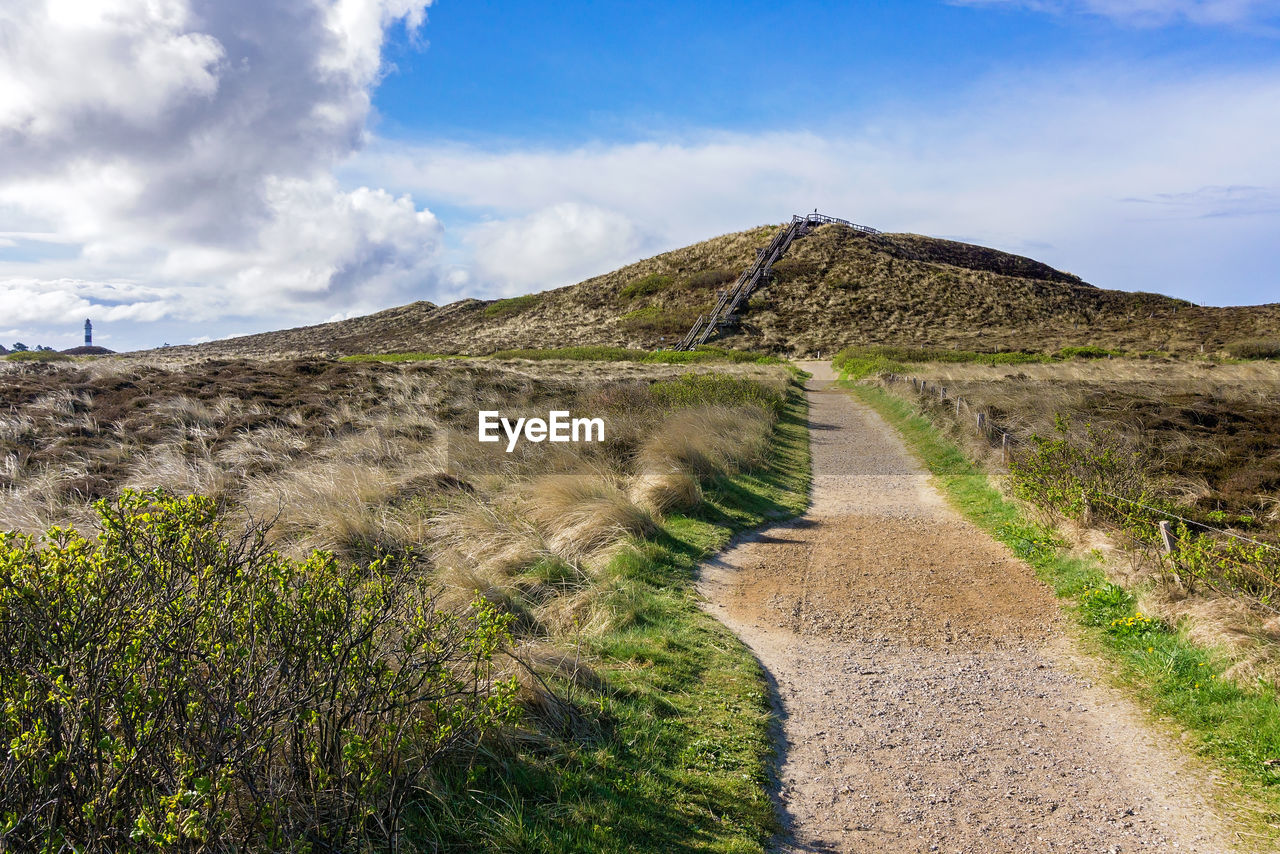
[
  {"x1": 0, "y1": 490, "x2": 517, "y2": 851},
  {"x1": 1009, "y1": 420, "x2": 1280, "y2": 606}
]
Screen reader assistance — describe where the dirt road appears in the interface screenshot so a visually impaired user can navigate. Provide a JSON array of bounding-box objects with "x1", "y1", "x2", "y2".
[{"x1": 699, "y1": 362, "x2": 1239, "y2": 853}]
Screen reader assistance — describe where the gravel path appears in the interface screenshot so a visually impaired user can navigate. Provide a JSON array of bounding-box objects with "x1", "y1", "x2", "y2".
[{"x1": 698, "y1": 362, "x2": 1241, "y2": 853}]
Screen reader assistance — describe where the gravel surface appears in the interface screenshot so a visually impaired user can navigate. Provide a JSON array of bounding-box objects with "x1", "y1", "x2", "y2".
[{"x1": 698, "y1": 362, "x2": 1241, "y2": 853}]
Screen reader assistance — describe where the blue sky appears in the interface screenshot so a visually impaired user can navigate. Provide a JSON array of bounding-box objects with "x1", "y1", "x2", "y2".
[
  {"x1": 1, "y1": 0, "x2": 1278, "y2": 351},
  {"x1": 374, "y1": 1, "x2": 1269, "y2": 142}
]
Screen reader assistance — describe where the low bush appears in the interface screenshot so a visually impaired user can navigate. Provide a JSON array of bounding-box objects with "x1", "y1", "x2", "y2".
[
  {"x1": 4, "y1": 350, "x2": 72, "y2": 362},
  {"x1": 768, "y1": 258, "x2": 822, "y2": 281},
  {"x1": 619, "y1": 273, "x2": 674, "y2": 300},
  {"x1": 619, "y1": 305, "x2": 705, "y2": 336},
  {"x1": 0, "y1": 490, "x2": 517, "y2": 851},
  {"x1": 1226, "y1": 339, "x2": 1280, "y2": 360},
  {"x1": 482, "y1": 294, "x2": 542, "y2": 318},
  {"x1": 681, "y1": 268, "x2": 739, "y2": 291},
  {"x1": 1057, "y1": 345, "x2": 1124, "y2": 359},
  {"x1": 1009, "y1": 420, "x2": 1280, "y2": 604}
]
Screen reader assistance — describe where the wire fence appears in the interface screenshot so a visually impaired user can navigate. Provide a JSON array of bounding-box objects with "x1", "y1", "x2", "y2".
[{"x1": 881, "y1": 371, "x2": 1280, "y2": 611}]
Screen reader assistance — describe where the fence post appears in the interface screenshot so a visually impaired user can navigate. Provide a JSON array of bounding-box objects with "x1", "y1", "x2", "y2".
[
  {"x1": 940, "y1": 386, "x2": 948, "y2": 400},
  {"x1": 976, "y1": 412, "x2": 986, "y2": 433},
  {"x1": 1159, "y1": 520, "x2": 1175, "y2": 554},
  {"x1": 955, "y1": 397, "x2": 961, "y2": 416},
  {"x1": 1001, "y1": 432, "x2": 1009, "y2": 465}
]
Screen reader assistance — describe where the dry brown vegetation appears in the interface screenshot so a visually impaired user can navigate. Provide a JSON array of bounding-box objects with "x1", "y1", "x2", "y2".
[
  {"x1": 906, "y1": 358, "x2": 1280, "y2": 530},
  {"x1": 0, "y1": 355, "x2": 789, "y2": 552},
  {"x1": 156, "y1": 222, "x2": 1279, "y2": 360}
]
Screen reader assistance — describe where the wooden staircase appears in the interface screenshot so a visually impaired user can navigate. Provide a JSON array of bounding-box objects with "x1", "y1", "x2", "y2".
[{"x1": 674, "y1": 213, "x2": 879, "y2": 351}]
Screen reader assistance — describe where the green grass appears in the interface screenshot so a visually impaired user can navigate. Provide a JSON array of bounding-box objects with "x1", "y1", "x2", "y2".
[
  {"x1": 3, "y1": 350, "x2": 72, "y2": 362},
  {"x1": 420, "y1": 381, "x2": 812, "y2": 852},
  {"x1": 847, "y1": 380, "x2": 1280, "y2": 834},
  {"x1": 483, "y1": 294, "x2": 543, "y2": 318}
]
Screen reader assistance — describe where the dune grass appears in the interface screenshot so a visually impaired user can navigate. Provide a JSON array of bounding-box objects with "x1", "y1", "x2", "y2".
[
  {"x1": 848, "y1": 380, "x2": 1280, "y2": 838},
  {"x1": 341, "y1": 346, "x2": 786, "y2": 366},
  {"x1": 421, "y1": 379, "x2": 812, "y2": 852}
]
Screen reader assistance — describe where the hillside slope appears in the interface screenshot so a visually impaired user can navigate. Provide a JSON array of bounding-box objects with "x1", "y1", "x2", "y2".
[{"x1": 171, "y1": 223, "x2": 1279, "y2": 358}]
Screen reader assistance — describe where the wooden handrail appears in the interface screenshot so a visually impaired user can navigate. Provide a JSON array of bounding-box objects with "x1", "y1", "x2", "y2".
[{"x1": 673, "y1": 212, "x2": 876, "y2": 350}]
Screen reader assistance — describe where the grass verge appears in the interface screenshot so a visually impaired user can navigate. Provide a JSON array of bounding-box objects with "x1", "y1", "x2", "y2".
[
  {"x1": 847, "y1": 380, "x2": 1280, "y2": 838},
  {"x1": 422, "y1": 380, "x2": 811, "y2": 852}
]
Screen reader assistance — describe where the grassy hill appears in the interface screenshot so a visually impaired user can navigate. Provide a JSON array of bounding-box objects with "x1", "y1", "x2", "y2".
[{"x1": 170, "y1": 223, "x2": 1280, "y2": 358}]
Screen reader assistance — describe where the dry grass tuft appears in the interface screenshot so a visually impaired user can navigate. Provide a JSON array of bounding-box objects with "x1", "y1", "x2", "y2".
[
  {"x1": 522, "y1": 474, "x2": 655, "y2": 558},
  {"x1": 638, "y1": 406, "x2": 773, "y2": 481},
  {"x1": 629, "y1": 471, "x2": 702, "y2": 515},
  {"x1": 432, "y1": 500, "x2": 547, "y2": 581}
]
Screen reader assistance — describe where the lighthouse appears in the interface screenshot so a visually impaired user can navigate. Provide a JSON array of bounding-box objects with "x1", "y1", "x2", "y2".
[{"x1": 85, "y1": 319, "x2": 92, "y2": 347}]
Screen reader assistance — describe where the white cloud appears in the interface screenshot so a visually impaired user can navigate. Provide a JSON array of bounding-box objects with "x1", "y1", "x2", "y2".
[
  {"x1": 0, "y1": 278, "x2": 175, "y2": 325},
  {"x1": 949, "y1": 0, "x2": 1280, "y2": 26},
  {"x1": 468, "y1": 203, "x2": 647, "y2": 294},
  {"x1": 350, "y1": 67, "x2": 1280, "y2": 305},
  {"x1": 0, "y1": 0, "x2": 224, "y2": 138},
  {"x1": 0, "y1": 0, "x2": 442, "y2": 341}
]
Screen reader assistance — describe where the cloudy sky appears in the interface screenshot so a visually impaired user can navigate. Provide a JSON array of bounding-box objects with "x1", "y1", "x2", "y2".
[{"x1": 1, "y1": 0, "x2": 1278, "y2": 352}]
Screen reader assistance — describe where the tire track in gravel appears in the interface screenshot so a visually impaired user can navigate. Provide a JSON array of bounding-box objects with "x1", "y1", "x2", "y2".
[{"x1": 698, "y1": 362, "x2": 1241, "y2": 854}]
